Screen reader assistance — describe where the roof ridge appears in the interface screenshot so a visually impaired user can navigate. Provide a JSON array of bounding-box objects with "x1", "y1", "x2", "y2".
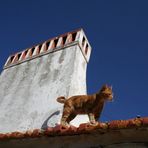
[{"x1": 0, "y1": 117, "x2": 148, "y2": 140}]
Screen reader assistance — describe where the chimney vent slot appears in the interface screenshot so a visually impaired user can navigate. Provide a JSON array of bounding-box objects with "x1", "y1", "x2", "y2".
[
  {"x1": 85, "y1": 44, "x2": 88, "y2": 55},
  {"x1": 72, "y1": 32, "x2": 77, "y2": 41},
  {"x1": 38, "y1": 45, "x2": 42, "y2": 52},
  {"x1": 31, "y1": 47, "x2": 35, "y2": 55},
  {"x1": 46, "y1": 41, "x2": 50, "y2": 49},
  {"x1": 63, "y1": 36, "x2": 67, "y2": 45},
  {"x1": 54, "y1": 38, "x2": 59, "y2": 48},
  {"x1": 18, "y1": 53, "x2": 22, "y2": 61},
  {"x1": 82, "y1": 37, "x2": 85, "y2": 47},
  {"x1": 10, "y1": 55, "x2": 15, "y2": 64}
]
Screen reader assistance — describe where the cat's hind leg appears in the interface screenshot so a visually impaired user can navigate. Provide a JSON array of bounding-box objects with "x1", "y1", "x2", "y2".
[{"x1": 61, "y1": 106, "x2": 73, "y2": 127}]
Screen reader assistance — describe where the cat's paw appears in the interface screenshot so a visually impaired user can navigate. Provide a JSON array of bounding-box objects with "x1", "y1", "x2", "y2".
[
  {"x1": 90, "y1": 121, "x2": 98, "y2": 126},
  {"x1": 61, "y1": 123, "x2": 70, "y2": 128}
]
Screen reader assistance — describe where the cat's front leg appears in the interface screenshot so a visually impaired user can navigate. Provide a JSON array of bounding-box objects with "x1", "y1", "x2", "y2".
[{"x1": 88, "y1": 113, "x2": 98, "y2": 126}]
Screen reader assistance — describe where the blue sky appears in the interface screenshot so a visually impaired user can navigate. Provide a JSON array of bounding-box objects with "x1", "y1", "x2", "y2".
[{"x1": 0, "y1": 0, "x2": 148, "y2": 122}]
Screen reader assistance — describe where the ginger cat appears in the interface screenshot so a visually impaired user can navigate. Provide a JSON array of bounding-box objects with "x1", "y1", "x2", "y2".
[{"x1": 57, "y1": 84, "x2": 113, "y2": 127}]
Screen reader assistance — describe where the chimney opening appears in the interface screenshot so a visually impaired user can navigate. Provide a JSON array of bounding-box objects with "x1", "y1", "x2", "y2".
[
  {"x1": 85, "y1": 44, "x2": 88, "y2": 55},
  {"x1": 82, "y1": 37, "x2": 85, "y2": 47},
  {"x1": 38, "y1": 44, "x2": 42, "y2": 52},
  {"x1": 54, "y1": 38, "x2": 59, "y2": 48},
  {"x1": 63, "y1": 36, "x2": 67, "y2": 45},
  {"x1": 10, "y1": 55, "x2": 15, "y2": 63},
  {"x1": 72, "y1": 32, "x2": 77, "y2": 41},
  {"x1": 46, "y1": 41, "x2": 50, "y2": 49},
  {"x1": 18, "y1": 53, "x2": 21, "y2": 60},
  {"x1": 31, "y1": 47, "x2": 35, "y2": 55}
]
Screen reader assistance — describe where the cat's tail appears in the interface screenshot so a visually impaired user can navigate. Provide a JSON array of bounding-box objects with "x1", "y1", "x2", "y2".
[{"x1": 56, "y1": 96, "x2": 66, "y2": 104}]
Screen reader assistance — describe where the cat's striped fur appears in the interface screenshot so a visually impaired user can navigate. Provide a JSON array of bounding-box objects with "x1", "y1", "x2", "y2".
[{"x1": 57, "y1": 85, "x2": 113, "y2": 127}]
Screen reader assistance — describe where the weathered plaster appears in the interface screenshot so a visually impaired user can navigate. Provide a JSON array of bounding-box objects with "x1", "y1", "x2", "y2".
[{"x1": 0, "y1": 43, "x2": 90, "y2": 133}]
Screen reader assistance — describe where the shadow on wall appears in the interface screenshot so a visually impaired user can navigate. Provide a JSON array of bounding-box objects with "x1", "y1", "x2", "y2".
[{"x1": 41, "y1": 110, "x2": 60, "y2": 130}]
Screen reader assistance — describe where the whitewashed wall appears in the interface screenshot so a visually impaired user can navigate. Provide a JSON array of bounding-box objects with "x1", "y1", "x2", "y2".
[{"x1": 0, "y1": 42, "x2": 90, "y2": 133}]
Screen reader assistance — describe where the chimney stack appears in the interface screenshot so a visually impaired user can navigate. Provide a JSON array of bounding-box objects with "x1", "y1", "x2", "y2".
[{"x1": 0, "y1": 28, "x2": 92, "y2": 133}]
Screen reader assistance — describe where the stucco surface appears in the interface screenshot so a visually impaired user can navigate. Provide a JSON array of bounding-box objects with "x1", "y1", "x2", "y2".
[{"x1": 0, "y1": 44, "x2": 89, "y2": 133}]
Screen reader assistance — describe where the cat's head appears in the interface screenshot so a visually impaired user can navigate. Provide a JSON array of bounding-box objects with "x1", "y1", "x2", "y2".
[{"x1": 99, "y1": 84, "x2": 113, "y2": 101}]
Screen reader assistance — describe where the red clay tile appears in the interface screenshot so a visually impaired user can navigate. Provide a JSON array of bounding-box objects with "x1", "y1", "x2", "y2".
[
  {"x1": 44, "y1": 127, "x2": 54, "y2": 136},
  {"x1": 31, "y1": 129, "x2": 42, "y2": 137},
  {"x1": 68, "y1": 125, "x2": 77, "y2": 133},
  {"x1": 0, "y1": 117, "x2": 148, "y2": 140},
  {"x1": 24, "y1": 130, "x2": 33, "y2": 138},
  {"x1": 53, "y1": 124, "x2": 69, "y2": 135},
  {"x1": 61, "y1": 125, "x2": 77, "y2": 135},
  {"x1": 0, "y1": 133, "x2": 11, "y2": 139},
  {"x1": 128, "y1": 118, "x2": 142, "y2": 127},
  {"x1": 77, "y1": 123, "x2": 97, "y2": 133},
  {"x1": 108, "y1": 120, "x2": 129, "y2": 129},
  {"x1": 77, "y1": 123, "x2": 89, "y2": 133},
  {"x1": 96, "y1": 122, "x2": 108, "y2": 130},
  {"x1": 141, "y1": 117, "x2": 148, "y2": 126},
  {"x1": 5, "y1": 133, "x2": 11, "y2": 139},
  {"x1": 10, "y1": 132, "x2": 24, "y2": 139},
  {"x1": 0, "y1": 133, "x2": 7, "y2": 140}
]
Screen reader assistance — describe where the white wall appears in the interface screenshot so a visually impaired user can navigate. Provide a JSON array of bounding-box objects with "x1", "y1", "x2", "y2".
[{"x1": 0, "y1": 44, "x2": 89, "y2": 133}]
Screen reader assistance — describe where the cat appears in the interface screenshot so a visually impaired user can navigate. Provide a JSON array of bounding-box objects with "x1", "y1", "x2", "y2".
[{"x1": 57, "y1": 84, "x2": 113, "y2": 127}]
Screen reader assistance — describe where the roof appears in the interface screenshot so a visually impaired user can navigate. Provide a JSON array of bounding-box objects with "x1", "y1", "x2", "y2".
[{"x1": 0, "y1": 117, "x2": 148, "y2": 140}]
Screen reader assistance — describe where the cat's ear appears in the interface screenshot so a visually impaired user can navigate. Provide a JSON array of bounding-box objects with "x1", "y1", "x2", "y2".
[
  {"x1": 101, "y1": 84, "x2": 108, "y2": 91},
  {"x1": 104, "y1": 84, "x2": 108, "y2": 88}
]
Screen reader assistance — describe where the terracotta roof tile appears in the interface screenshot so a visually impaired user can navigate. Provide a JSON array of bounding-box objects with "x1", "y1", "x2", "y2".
[
  {"x1": 77, "y1": 123, "x2": 96, "y2": 134},
  {"x1": 141, "y1": 117, "x2": 148, "y2": 126},
  {"x1": 0, "y1": 117, "x2": 148, "y2": 140},
  {"x1": 44, "y1": 127, "x2": 54, "y2": 136},
  {"x1": 53, "y1": 125, "x2": 69, "y2": 135},
  {"x1": 10, "y1": 132, "x2": 25, "y2": 139},
  {"x1": 31, "y1": 129, "x2": 42, "y2": 137},
  {"x1": 128, "y1": 118, "x2": 142, "y2": 127},
  {"x1": 109, "y1": 120, "x2": 130, "y2": 129}
]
